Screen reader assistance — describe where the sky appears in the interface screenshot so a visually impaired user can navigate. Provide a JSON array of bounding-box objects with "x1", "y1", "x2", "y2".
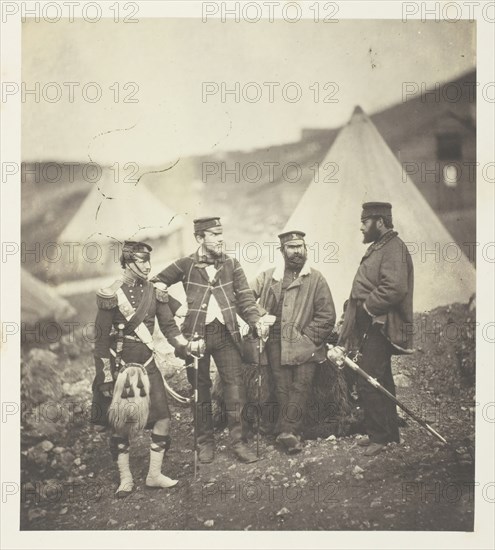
[{"x1": 21, "y1": 18, "x2": 475, "y2": 165}]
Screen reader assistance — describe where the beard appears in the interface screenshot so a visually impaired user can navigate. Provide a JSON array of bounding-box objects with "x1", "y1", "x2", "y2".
[
  {"x1": 204, "y1": 242, "x2": 224, "y2": 258},
  {"x1": 362, "y1": 220, "x2": 381, "y2": 244},
  {"x1": 284, "y1": 250, "x2": 307, "y2": 269}
]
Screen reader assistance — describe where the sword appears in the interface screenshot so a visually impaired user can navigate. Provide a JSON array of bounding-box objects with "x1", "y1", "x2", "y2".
[
  {"x1": 255, "y1": 315, "x2": 275, "y2": 457},
  {"x1": 193, "y1": 354, "x2": 199, "y2": 480},
  {"x1": 114, "y1": 323, "x2": 125, "y2": 373},
  {"x1": 189, "y1": 336, "x2": 205, "y2": 481},
  {"x1": 326, "y1": 345, "x2": 448, "y2": 445},
  {"x1": 256, "y1": 336, "x2": 265, "y2": 458}
]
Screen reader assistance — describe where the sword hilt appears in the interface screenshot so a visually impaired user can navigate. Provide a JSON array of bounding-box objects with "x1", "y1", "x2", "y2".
[{"x1": 114, "y1": 323, "x2": 125, "y2": 371}]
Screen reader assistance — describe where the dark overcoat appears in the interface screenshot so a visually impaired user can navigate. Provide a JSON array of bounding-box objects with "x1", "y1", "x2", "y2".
[
  {"x1": 340, "y1": 230, "x2": 414, "y2": 354},
  {"x1": 251, "y1": 262, "x2": 336, "y2": 365}
]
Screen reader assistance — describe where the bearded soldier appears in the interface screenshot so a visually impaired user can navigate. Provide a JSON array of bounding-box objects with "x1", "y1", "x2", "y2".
[
  {"x1": 151, "y1": 217, "x2": 268, "y2": 464},
  {"x1": 251, "y1": 231, "x2": 336, "y2": 453},
  {"x1": 330, "y1": 202, "x2": 414, "y2": 456},
  {"x1": 91, "y1": 241, "x2": 191, "y2": 498}
]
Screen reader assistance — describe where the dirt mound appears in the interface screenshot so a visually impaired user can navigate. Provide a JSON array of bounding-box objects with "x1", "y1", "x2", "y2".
[{"x1": 395, "y1": 301, "x2": 476, "y2": 397}]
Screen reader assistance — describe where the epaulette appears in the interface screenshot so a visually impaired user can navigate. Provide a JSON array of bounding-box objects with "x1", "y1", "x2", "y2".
[
  {"x1": 155, "y1": 285, "x2": 169, "y2": 303},
  {"x1": 96, "y1": 279, "x2": 122, "y2": 310}
]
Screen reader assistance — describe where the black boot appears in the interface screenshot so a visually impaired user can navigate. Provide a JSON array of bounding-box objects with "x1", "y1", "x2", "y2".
[
  {"x1": 198, "y1": 440, "x2": 215, "y2": 463},
  {"x1": 232, "y1": 441, "x2": 258, "y2": 463},
  {"x1": 224, "y1": 385, "x2": 259, "y2": 463},
  {"x1": 195, "y1": 387, "x2": 215, "y2": 463}
]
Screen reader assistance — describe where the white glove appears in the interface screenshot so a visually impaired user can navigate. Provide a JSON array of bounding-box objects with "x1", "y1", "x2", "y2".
[
  {"x1": 255, "y1": 321, "x2": 269, "y2": 341},
  {"x1": 187, "y1": 339, "x2": 206, "y2": 358},
  {"x1": 326, "y1": 345, "x2": 346, "y2": 367},
  {"x1": 153, "y1": 282, "x2": 168, "y2": 291},
  {"x1": 255, "y1": 315, "x2": 275, "y2": 340}
]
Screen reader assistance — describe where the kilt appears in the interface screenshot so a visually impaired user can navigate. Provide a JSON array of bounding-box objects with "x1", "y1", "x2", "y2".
[{"x1": 91, "y1": 342, "x2": 170, "y2": 428}]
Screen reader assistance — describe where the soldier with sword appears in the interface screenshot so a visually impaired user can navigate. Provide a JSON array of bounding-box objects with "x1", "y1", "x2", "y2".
[
  {"x1": 151, "y1": 217, "x2": 270, "y2": 465},
  {"x1": 91, "y1": 241, "x2": 197, "y2": 497}
]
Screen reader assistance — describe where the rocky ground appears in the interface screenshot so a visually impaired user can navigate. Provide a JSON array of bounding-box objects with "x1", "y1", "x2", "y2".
[{"x1": 20, "y1": 301, "x2": 476, "y2": 531}]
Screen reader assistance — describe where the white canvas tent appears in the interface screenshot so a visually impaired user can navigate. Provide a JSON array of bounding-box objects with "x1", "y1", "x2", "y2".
[
  {"x1": 22, "y1": 268, "x2": 76, "y2": 325},
  {"x1": 277, "y1": 106, "x2": 476, "y2": 314},
  {"x1": 54, "y1": 171, "x2": 184, "y2": 281}
]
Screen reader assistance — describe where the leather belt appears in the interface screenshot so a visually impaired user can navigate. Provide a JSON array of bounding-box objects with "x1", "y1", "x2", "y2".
[
  {"x1": 123, "y1": 334, "x2": 142, "y2": 342},
  {"x1": 109, "y1": 332, "x2": 143, "y2": 342}
]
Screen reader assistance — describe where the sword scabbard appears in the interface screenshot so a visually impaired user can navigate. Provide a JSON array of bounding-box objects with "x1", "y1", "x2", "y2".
[{"x1": 114, "y1": 323, "x2": 125, "y2": 371}]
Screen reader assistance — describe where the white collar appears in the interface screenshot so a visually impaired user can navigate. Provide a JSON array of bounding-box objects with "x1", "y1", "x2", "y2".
[{"x1": 272, "y1": 260, "x2": 312, "y2": 282}]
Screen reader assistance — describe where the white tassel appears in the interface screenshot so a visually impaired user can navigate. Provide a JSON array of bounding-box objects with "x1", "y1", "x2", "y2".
[{"x1": 108, "y1": 365, "x2": 150, "y2": 438}]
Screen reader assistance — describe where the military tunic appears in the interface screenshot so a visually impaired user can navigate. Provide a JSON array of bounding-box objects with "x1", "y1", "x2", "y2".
[{"x1": 91, "y1": 278, "x2": 182, "y2": 428}]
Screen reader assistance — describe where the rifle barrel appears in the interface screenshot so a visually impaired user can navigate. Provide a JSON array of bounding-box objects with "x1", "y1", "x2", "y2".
[{"x1": 342, "y1": 356, "x2": 447, "y2": 445}]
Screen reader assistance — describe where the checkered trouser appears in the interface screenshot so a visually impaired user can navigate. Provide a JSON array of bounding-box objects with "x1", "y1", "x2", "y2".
[{"x1": 187, "y1": 319, "x2": 246, "y2": 444}]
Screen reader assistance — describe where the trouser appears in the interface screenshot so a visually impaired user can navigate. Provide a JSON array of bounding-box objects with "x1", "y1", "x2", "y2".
[
  {"x1": 186, "y1": 319, "x2": 246, "y2": 445},
  {"x1": 357, "y1": 322, "x2": 400, "y2": 444},
  {"x1": 266, "y1": 339, "x2": 316, "y2": 436}
]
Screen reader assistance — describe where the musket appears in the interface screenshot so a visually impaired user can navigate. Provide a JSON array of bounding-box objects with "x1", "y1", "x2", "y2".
[{"x1": 326, "y1": 345, "x2": 448, "y2": 445}]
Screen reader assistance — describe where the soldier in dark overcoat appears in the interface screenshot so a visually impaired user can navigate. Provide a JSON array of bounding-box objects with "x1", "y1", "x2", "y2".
[{"x1": 331, "y1": 202, "x2": 414, "y2": 456}]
